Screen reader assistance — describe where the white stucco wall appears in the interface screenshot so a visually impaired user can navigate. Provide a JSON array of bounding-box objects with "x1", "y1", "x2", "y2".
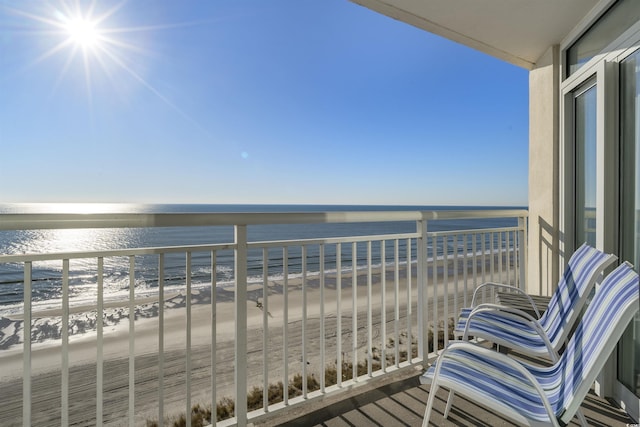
[{"x1": 527, "y1": 45, "x2": 560, "y2": 297}]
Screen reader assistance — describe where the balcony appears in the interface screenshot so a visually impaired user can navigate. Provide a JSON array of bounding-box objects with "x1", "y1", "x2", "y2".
[{"x1": 0, "y1": 208, "x2": 631, "y2": 426}]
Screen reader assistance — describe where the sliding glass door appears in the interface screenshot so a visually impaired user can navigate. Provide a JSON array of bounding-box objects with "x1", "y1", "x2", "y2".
[
  {"x1": 619, "y1": 49, "x2": 640, "y2": 408},
  {"x1": 563, "y1": 50, "x2": 639, "y2": 422}
]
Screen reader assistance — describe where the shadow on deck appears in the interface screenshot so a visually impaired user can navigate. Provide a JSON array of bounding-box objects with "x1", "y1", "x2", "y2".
[{"x1": 271, "y1": 371, "x2": 635, "y2": 427}]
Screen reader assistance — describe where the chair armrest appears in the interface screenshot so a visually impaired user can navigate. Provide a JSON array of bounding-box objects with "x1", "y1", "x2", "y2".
[
  {"x1": 462, "y1": 305, "x2": 558, "y2": 361},
  {"x1": 429, "y1": 341, "x2": 557, "y2": 423},
  {"x1": 471, "y1": 282, "x2": 541, "y2": 319},
  {"x1": 467, "y1": 303, "x2": 539, "y2": 323}
]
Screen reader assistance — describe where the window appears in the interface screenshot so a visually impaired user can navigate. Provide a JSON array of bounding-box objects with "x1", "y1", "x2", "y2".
[
  {"x1": 566, "y1": 0, "x2": 640, "y2": 77},
  {"x1": 574, "y1": 82, "x2": 598, "y2": 246}
]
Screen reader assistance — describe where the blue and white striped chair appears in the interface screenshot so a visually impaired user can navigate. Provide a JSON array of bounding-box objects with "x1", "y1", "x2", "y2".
[
  {"x1": 421, "y1": 262, "x2": 639, "y2": 427},
  {"x1": 455, "y1": 243, "x2": 616, "y2": 361}
]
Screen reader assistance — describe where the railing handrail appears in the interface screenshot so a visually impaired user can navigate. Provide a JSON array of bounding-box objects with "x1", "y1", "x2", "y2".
[
  {"x1": 0, "y1": 226, "x2": 522, "y2": 263},
  {"x1": 0, "y1": 209, "x2": 528, "y2": 231},
  {"x1": 428, "y1": 225, "x2": 522, "y2": 237},
  {"x1": 0, "y1": 243, "x2": 237, "y2": 263}
]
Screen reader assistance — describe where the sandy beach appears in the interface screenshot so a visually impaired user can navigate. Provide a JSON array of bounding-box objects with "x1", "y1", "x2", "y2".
[{"x1": 0, "y1": 258, "x2": 509, "y2": 426}]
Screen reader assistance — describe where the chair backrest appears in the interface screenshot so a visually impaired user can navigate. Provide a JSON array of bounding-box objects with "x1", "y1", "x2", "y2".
[
  {"x1": 540, "y1": 243, "x2": 616, "y2": 346},
  {"x1": 556, "y1": 262, "x2": 639, "y2": 424}
]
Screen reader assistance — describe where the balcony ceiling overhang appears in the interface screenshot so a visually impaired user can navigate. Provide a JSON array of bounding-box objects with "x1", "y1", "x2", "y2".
[{"x1": 350, "y1": 0, "x2": 600, "y2": 69}]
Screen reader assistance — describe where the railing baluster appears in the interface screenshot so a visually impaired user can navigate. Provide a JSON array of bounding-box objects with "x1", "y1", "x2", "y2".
[
  {"x1": 513, "y1": 226, "x2": 517, "y2": 288},
  {"x1": 366, "y1": 241, "x2": 372, "y2": 377},
  {"x1": 432, "y1": 235, "x2": 438, "y2": 351},
  {"x1": 186, "y1": 252, "x2": 192, "y2": 427},
  {"x1": 302, "y1": 245, "x2": 308, "y2": 397},
  {"x1": 128, "y1": 256, "x2": 136, "y2": 427},
  {"x1": 490, "y1": 233, "x2": 495, "y2": 301},
  {"x1": 352, "y1": 242, "x2": 357, "y2": 381},
  {"x1": 262, "y1": 248, "x2": 269, "y2": 411},
  {"x1": 210, "y1": 250, "x2": 217, "y2": 426},
  {"x1": 234, "y1": 226, "x2": 248, "y2": 426},
  {"x1": 23, "y1": 262, "x2": 32, "y2": 427},
  {"x1": 417, "y1": 217, "x2": 428, "y2": 360},
  {"x1": 97, "y1": 257, "x2": 104, "y2": 427},
  {"x1": 503, "y1": 231, "x2": 508, "y2": 286},
  {"x1": 481, "y1": 233, "x2": 487, "y2": 303},
  {"x1": 336, "y1": 243, "x2": 342, "y2": 388},
  {"x1": 158, "y1": 254, "x2": 165, "y2": 427},
  {"x1": 319, "y1": 244, "x2": 325, "y2": 393},
  {"x1": 443, "y1": 236, "x2": 449, "y2": 348},
  {"x1": 453, "y1": 235, "x2": 458, "y2": 323},
  {"x1": 62, "y1": 259, "x2": 69, "y2": 426},
  {"x1": 489, "y1": 233, "x2": 496, "y2": 290},
  {"x1": 405, "y1": 238, "x2": 412, "y2": 363},
  {"x1": 506, "y1": 231, "x2": 512, "y2": 286},
  {"x1": 463, "y1": 234, "x2": 468, "y2": 307},
  {"x1": 380, "y1": 241, "x2": 386, "y2": 371},
  {"x1": 498, "y1": 232, "x2": 504, "y2": 285},
  {"x1": 518, "y1": 216, "x2": 527, "y2": 291},
  {"x1": 283, "y1": 247, "x2": 289, "y2": 405},
  {"x1": 393, "y1": 239, "x2": 399, "y2": 367},
  {"x1": 472, "y1": 234, "x2": 478, "y2": 302}
]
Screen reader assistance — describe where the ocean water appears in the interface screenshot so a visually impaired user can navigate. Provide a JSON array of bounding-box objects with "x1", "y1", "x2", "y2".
[{"x1": 0, "y1": 204, "x2": 521, "y2": 312}]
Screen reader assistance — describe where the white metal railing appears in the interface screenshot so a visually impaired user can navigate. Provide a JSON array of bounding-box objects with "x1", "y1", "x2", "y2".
[{"x1": 0, "y1": 209, "x2": 528, "y2": 426}]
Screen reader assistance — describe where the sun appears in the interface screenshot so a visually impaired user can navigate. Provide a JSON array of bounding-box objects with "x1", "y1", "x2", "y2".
[{"x1": 65, "y1": 17, "x2": 101, "y2": 48}]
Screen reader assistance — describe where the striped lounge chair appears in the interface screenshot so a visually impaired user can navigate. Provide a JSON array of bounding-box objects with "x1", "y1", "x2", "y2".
[
  {"x1": 421, "y1": 262, "x2": 640, "y2": 427},
  {"x1": 455, "y1": 243, "x2": 616, "y2": 361}
]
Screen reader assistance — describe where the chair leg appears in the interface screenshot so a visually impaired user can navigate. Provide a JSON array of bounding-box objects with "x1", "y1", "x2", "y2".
[
  {"x1": 422, "y1": 384, "x2": 439, "y2": 427},
  {"x1": 444, "y1": 389, "x2": 455, "y2": 419},
  {"x1": 576, "y1": 408, "x2": 588, "y2": 427}
]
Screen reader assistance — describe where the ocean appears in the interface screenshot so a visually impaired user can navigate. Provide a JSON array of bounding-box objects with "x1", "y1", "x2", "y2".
[{"x1": 0, "y1": 203, "x2": 522, "y2": 314}]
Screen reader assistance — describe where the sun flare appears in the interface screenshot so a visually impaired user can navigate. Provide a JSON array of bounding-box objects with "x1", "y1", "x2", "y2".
[{"x1": 5, "y1": 1, "x2": 207, "y2": 131}]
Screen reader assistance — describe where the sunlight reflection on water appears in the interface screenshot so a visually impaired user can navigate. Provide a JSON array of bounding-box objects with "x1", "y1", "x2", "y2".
[
  {"x1": 0, "y1": 205, "x2": 235, "y2": 311},
  {"x1": 13, "y1": 227, "x2": 143, "y2": 254}
]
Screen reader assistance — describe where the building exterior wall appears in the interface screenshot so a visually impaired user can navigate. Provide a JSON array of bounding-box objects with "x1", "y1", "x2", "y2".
[{"x1": 527, "y1": 45, "x2": 560, "y2": 297}]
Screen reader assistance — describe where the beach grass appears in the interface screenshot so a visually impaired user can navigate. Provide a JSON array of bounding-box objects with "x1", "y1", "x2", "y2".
[{"x1": 146, "y1": 322, "x2": 455, "y2": 427}]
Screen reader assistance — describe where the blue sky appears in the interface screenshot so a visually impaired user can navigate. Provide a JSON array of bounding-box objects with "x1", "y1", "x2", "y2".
[{"x1": 0, "y1": 0, "x2": 529, "y2": 206}]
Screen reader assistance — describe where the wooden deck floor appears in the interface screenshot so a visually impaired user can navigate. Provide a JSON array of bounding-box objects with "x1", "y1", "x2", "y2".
[{"x1": 274, "y1": 371, "x2": 635, "y2": 427}]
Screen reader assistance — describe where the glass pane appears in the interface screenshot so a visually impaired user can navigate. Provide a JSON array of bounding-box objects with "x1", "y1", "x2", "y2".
[
  {"x1": 619, "y1": 49, "x2": 640, "y2": 399},
  {"x1": 567, "y1": 0, "x2": 640, "y2": 77},
  {"x1": 575, "y1": 84, "x2": 597, "y2": 247}
]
